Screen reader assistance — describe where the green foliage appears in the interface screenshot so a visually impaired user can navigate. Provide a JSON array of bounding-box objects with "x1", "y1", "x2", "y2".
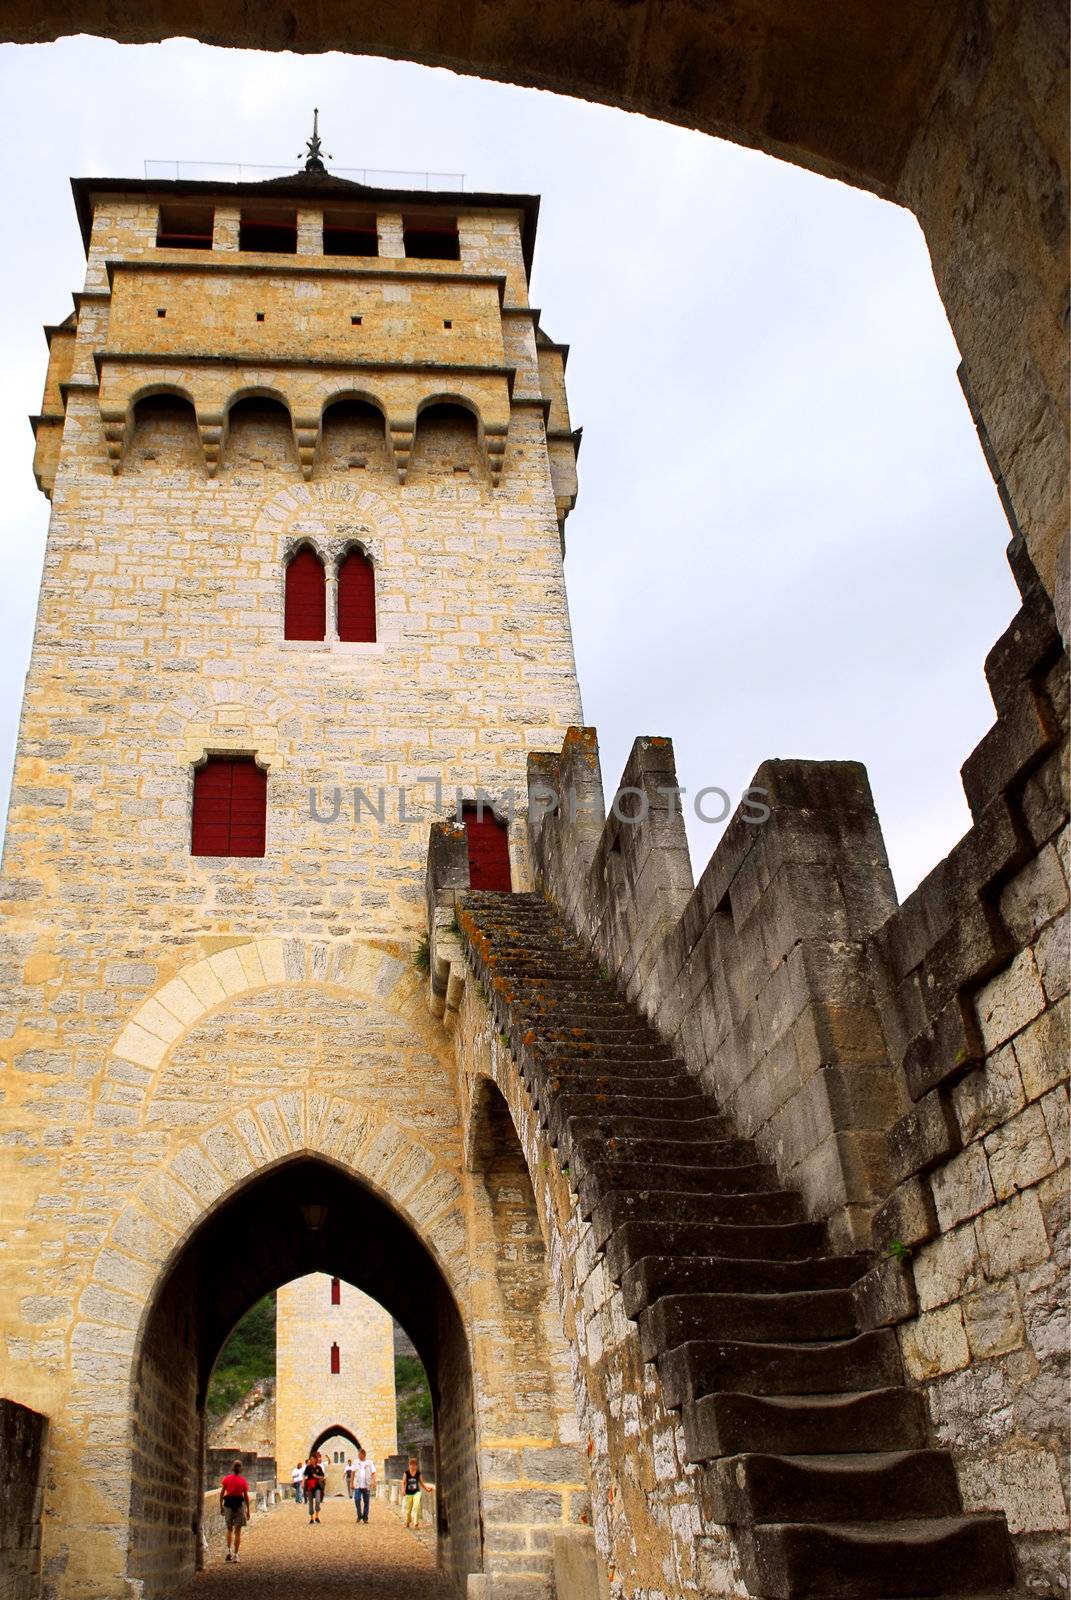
[
  {"x1": 395, "y1": 1353, "x2": 433, "y2": 1441},
  {"x1": 885, "y1": 1239, "x2": 912, "y2": 1263},
  {"x1": 414, "y1": 933, "x2": 431, "y2": 974},
  {"x1": 206, "y1": 1295, "x2": 277, "y2": 1420}
]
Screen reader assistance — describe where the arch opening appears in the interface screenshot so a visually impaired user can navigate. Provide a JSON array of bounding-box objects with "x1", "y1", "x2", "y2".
[
  {"x1": 308, "y1": 1422, "x2": 362, "y2": 1458},
  {"x1": 129, "y1": 1155, "x2": 480, "y2": 1598},
  {"x1": 127, "y1": 391, "x2": 201, "y2": 473},
  {"x1": 409, "y1": 401, "x2": 483, "y2": 481},
  {"x1": 222, "y1": 394, "x2": 298, "y2": 476},
  {"x1": 318, "y1": 397, "x2": 391, "y2": 476}
]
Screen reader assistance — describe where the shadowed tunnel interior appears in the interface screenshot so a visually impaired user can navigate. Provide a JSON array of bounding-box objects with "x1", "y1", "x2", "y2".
[{"x1": 130, "y1": 1158, "x2": 479, "y2": 1598}]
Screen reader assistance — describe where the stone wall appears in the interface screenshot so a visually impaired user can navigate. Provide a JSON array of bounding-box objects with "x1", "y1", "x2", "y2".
[
  {"x1": 275, "y1": 1273, "x2": 397, "y2": 1488},
  {"x1": 900, "y1": 0, "x2": 1069, "y2": 626},
  {"x1": 527, "y1": 732, "x2": 904, "y2": 1251},
  {"x1": 453, "y1": 995, "x2": 729, "y2": 1600},
  {"x1": 0, "y1": 1399, "x2": 47, "y2": 1600},
  {"x1": 520, "y1": 533, "x2": 1068, "y2": 1593},
  {"x1": 865, "y1": 543, "x2": 1069, "y2": 1591}
]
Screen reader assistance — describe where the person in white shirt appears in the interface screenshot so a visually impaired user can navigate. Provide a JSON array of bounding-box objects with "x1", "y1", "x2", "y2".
[
  {"x1": 344, "y1": 1459, "x2": 355, "y2": 1495},
  {"x1": 352, "y1": 1449, "x2": 376, "y2": 1523},
  {"x1": 290, "y1": 1462, "x2": 304, "y2": 1503}
]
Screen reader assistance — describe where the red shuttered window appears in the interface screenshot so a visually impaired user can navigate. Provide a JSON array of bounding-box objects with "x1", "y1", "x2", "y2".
[
  {"x1": 284, "y1": 546, "x2": 326, "y2": 640},
  {"x1": 463, "y1": 806, "x2": 512, "y2": 891},
  {"x1": 191, "y1": 758, "x2": 267, "y2": 858},
  {"x1": 337, "y1": 549, "x2": 376, "y2": 642},
  {"x1": 330, "y1": 1342, "x2": 340, "y2": 1375},
  {"x1": 330, "y1": 1277, "x2": 341, "y2": 1306}
]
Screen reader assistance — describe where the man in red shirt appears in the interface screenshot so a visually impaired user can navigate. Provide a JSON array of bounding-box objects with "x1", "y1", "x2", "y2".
[{"x1": 219, "y1": 1460, "x2": 251, "y2": 1563}]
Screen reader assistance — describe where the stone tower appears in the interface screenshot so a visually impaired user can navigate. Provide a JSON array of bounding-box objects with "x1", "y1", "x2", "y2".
[
  {"x1": 275, "y1": 1273, "x2": 397, "y2": 1485},
  {"x1": 0, "y1": 158, "x2": 585, "y2": 1597}
]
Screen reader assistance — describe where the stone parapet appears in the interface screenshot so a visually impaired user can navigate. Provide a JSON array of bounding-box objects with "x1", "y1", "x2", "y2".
[{"x1": 527, "y1": 732, "x2": 904, "y2": 1249}]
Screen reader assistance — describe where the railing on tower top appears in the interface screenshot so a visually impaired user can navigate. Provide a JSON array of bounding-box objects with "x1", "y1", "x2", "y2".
[{"x1": 144, "y1": 159, "x2": 467, "y2": 190}]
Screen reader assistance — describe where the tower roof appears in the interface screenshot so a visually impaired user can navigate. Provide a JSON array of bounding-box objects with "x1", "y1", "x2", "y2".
[{"x1": 69, "y1": 173, "x2": 542, "y2": 276}]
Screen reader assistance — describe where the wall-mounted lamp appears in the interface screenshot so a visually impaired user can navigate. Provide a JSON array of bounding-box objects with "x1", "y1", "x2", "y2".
[{"x1": 301, "y1": 1203, "x2": 328, "y2": 1231}]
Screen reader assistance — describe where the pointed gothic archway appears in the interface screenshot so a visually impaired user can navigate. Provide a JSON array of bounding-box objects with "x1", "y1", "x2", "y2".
[{"x1": 129, "y1": 1155, "x2": 479, "y2": 1598}]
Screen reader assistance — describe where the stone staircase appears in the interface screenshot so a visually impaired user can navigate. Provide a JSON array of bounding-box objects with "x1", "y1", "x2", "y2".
[{"x1": 458, "y1": 891, "x2": 1017, "y2": 1600}]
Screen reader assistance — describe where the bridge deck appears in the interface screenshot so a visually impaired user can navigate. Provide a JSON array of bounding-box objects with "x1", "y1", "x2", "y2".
[{"x1": 173, "y1": 1495, "x2": 450, "y2": 1597}]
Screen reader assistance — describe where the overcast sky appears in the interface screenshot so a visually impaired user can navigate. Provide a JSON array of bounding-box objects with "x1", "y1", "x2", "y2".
[{"x1": 0, "y1": 38, "x2": 1018, "y2": 899}]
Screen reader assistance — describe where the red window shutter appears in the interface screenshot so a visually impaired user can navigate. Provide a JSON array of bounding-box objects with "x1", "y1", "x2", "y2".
[
  {"x1": 463, "y1": 807, "x2": 512, "y2": 891},
  {"x1": 337, "y1": 550, "x2": 376, "y2": 642},
  {"x1": 330, "y1": 1278, "x2": 341, "y2": 1306},
  {"x1": 191, "y1": 759, "x2": 266, "y2": 858},
  {"x1": 284, "y1": 547, "x2": 326, "y2": 640},
  {"x1": 330, "y1": 1343, "x2": 340, "y2": 1375}
]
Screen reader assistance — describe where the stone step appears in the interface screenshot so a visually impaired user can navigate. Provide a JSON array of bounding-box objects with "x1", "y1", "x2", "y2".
[
  {"x1": 639, "y1": 1290, "x2": 857, "y2": 1359},
  {"x1": 658, "y1": 1329, "x2": 902, "y2": 1408},
  {"x1": 534, "y1": 1052, "x2": 688, "y2": 1079},
  {"x1": 572, "y1": 1133, "x2": 760, "y2": 1172},
  {"x1": 579, "y1": 1164, "x2": 780, "y2": 1221},
  {"x1": 739, "y1": 1513, "x2": 1015, "y2": 1599},
  {"x1": 532, "y1": 1069, "x2": 702, "y2": 1112},
  {"x1": 713, "y1": 1449, "x2": 962, "y2": 1525},
  {"x1": 603, "y1": 1219, "x2": 830, "y2": 1280},
  {"x1": 621, "y1": 1253, "x2": 869, "y2": 1317},
  {"x1": 548, "y1": 1095, "x2": 717, "y2": 1141},
  {"x1": 680, "y1": 1388, "x2": 928, "y2": 1462},
  {"x1": 562, "y1": 1112, "x2": 733, "y2": 1148},
  {"x1": 532, "y1": 1038, "x2": 677, "y2": 1064},
  {"x1": 591, "y1": 1189, "x2": 807, "y2": 1250}
]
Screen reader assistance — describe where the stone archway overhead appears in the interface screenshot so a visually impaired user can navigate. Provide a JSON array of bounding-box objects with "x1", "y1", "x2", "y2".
[{"x1": 0, "y1": 4, "x2": 972, "y2": 196}]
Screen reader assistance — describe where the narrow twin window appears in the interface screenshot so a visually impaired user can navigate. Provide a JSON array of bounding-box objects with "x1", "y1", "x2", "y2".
[
  {"x1": 337, "y1": 549, "x2": 375, "y2": 642},
  {"x1": 283, "y1": 547, "x2": 376, "y2": 642},
  {"x1": 284, "y1": 547, "x2": 326, "y2": 640}
]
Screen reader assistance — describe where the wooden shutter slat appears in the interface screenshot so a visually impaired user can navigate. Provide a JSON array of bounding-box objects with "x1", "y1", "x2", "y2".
[
  {"x1": 192, "y1": 759, "x2": 266, "y2": 857},
  {"x1": 284, "y1": 547, "x2": 326, "y2": 640},
  {"x1": 463, "y1": 808, "x2": 511, "y2": 891},
  {"x1": 337, "y1": 550, "x2": 376, "y2": 642}
]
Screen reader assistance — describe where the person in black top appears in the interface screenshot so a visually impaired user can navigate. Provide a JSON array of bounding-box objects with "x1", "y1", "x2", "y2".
[
  {"x1": 402, "y1": 1456, "x2": 431, "y2": 1528},
  {"x1": 304, "y1": 1454, "x2": 326, "y2": 1523}
]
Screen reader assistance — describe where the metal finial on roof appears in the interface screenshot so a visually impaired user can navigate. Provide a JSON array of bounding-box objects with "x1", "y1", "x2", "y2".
[{"x1": 301, "y1": 108, "x2": 331, "y2": 173}]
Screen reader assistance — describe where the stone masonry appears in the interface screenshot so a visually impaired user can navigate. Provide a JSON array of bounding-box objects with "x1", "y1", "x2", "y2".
[
  {"x1": 275, "y1": 1273, "x2": 397, "y2": 1485},
  {"x1": 0, "y1": 125, "x2": 1067, "y2": 1600},
  {"x1": 0, "y1": 166, "x2": 588, "y2": 1600}
]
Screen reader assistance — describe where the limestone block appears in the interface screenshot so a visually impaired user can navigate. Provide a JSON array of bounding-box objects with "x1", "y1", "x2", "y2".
[
  {"x1": 958, "y1": 1447, "x2": 1068, "y2": 1534},
  {"x1": 998, "y1": 843, "x2": 1068, "y2": 946},
  {"x1": 913, "y1": 1226, "x2": 983, "y2": 1312},
  {"x1": 899, "y1": 1303, "x2": 970, "y2": 1380},
  {"x1": 961, "y1": 1283, "x2": 1025, "y2": 1360},
  {"x1": 930, "y1": 1144, "x2": 996, "y2": 1231},
  {"x1": 1034, "y1": 910, "x2": 1069, "y2": 1002},
  {"x1": 552, "y1": 1528, "x2": 611, "y2": 1600},
  {"x1": 974, "y1": 950, "x2": 1047, "y2": 1052},
  {"x1": 984, "y1": 1103, "x2": 1057, "y2": 1200},
  {"x1": 951, "y1": 1044, "x2": 1025, "y2": 1144},
  {"x1": 976, "y1": 1188, "x2": 1051, "y2": 1280},
  {"x1": 1039, "y1": 1084, "x2": 1069, "y2": 1168},
  {"x1": 1013, "y1": 996, "x2": 1069, "y2": 1102}
]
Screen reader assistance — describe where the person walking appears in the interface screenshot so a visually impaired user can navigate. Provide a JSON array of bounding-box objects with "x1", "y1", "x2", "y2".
[
  {"x1": 352, "y1": 1449, "x2": 375, "y2": 1523},
  {"x1": 291, "y1": 1462, "x2": 304, "y2": 1504},
  {"x1": 304, "y1": 1454, "x2": 325, "y2": 1523},
  {"x1": 219, "y1": 1460, "x2": 251, "y2": 1564},
  {"x1": 344, "y1": 1458, "x2": 355, "y2": 1496},
  {"x1": 402, "y1": 1456, "x2": 431, "y2": 1529}
]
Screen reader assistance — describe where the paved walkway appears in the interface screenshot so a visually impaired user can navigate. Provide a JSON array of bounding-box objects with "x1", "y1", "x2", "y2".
[{"x1": 172, "y1": 1496, "x2": 450, "y2": 1597}]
